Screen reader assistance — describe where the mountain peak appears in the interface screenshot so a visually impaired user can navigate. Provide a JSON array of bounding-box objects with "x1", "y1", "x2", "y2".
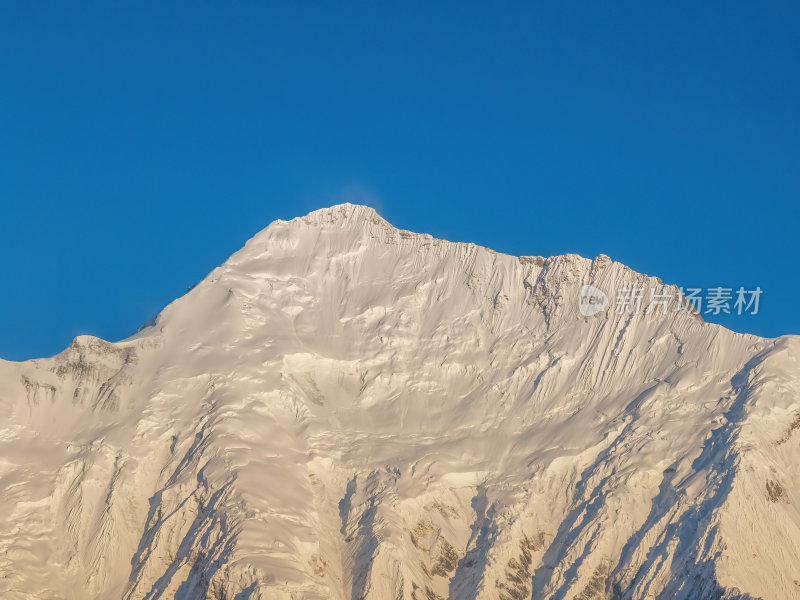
[
  {"x1": 293, "y1": 203, "x2": 387, "y2": 227},
  {"x1": 3, "y1": 203, "x2": 798, "y2": 600}
]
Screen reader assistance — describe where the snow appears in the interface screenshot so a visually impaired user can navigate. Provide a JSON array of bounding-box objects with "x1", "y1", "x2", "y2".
[{"x1": 1, "y1": 202, "x2": 798, "y2": 599}]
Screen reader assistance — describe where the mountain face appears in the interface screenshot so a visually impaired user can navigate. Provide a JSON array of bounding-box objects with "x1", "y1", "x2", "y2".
[{"x1": 1, "y1": 204, "x2": 799, "y2": 600}]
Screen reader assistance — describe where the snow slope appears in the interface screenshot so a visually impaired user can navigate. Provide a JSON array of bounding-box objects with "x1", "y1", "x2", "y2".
[{"x1": 1, "y1": 203, "x2": 798, "y2": 599}]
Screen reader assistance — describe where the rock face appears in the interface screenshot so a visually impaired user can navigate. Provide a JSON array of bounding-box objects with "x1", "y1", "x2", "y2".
[{"x1": 1, "y1": 203, "x2": 798, "y2": 600}]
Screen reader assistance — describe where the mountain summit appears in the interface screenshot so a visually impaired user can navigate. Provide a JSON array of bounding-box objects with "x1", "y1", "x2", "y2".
[{"x1": 1, "y1": 205, "x2": 798, "y2": 600}]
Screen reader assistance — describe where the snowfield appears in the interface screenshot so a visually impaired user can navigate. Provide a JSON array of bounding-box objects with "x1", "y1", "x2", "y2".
[{"x1": 1, "y1": 204, "x2": 798, "y2": 599}]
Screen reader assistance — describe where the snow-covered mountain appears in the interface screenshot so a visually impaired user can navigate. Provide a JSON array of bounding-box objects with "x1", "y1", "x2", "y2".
[{"x1": 2, "y1": 203, "x2": 799, "y2": 600}]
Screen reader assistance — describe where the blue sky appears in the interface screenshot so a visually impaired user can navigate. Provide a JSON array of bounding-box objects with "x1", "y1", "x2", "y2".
[{"x1": 1, "y1": 2, "x2": 798, "y2": 360}]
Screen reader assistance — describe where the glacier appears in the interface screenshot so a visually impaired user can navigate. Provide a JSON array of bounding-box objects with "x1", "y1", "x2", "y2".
[{"x1": 1, "y1": 203, "x2": 798, "y2": 599}]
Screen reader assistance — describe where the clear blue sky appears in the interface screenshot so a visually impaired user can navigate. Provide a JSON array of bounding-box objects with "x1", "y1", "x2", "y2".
[{"x1": 1, "y1": 2, "x2": 798, "y2": 360}]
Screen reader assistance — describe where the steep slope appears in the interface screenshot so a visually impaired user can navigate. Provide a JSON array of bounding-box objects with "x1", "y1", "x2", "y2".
[{"x1": 1, "y1": 204, "x2": 798, "y2": 600}]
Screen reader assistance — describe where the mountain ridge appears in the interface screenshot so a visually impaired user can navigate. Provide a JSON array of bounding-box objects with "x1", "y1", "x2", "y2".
[{"x1": 1, "y1": 204, "x2": 798, "y2": 600}]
